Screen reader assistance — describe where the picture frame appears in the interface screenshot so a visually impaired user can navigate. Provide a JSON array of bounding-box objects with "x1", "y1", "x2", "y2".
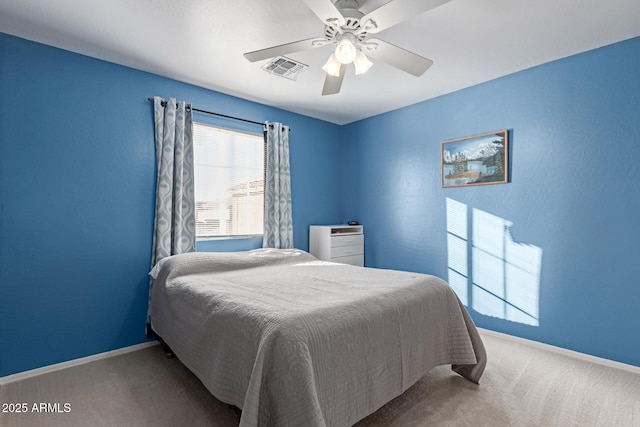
[{"x1": 441, "y1": 130, "x2": 509, "y2": 188}]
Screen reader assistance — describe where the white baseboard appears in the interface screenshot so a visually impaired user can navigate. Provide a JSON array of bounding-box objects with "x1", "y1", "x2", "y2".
[
  {"x1": 3, "y1": 331, "x2": 638, "y2": 386},
  {"x1": 478, "y1": 328, "x2": 640, "y2": 375},
  {"x1": 0, "y1": 341, "x2": 160, "y2": 386}
]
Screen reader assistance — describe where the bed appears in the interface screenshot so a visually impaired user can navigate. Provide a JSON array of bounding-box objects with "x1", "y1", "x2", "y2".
[{"x1": 149, "y1": 248, "x2": 486, "y2": 427}]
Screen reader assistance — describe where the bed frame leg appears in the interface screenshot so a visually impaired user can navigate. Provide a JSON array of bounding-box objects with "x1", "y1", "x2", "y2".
[
  {"x1": 161, "y1": 341, "x2": 175, "y2": 359},
  {"x1": 146, "y1": 323, "x2": 175, "y2": 358}
]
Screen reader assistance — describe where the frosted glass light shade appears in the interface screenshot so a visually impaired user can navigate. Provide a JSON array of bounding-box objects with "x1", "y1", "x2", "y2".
[
  {"x1": 322, "y1": 54, "x2": 342, "y2": 77},
  {"x1": 353, "y1": 51, "x2": 373, "y2": 75},
  {"x1": 335, "y1": 38, "x2": 357, "y2": 64}
]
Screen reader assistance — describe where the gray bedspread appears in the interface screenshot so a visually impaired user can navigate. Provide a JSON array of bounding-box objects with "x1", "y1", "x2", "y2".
[{"x1": 150, "y1": 249, "x2": 486, "y2": 427}]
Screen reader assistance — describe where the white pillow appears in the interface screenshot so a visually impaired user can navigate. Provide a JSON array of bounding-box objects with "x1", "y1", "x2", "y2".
[{"x1": 149, "y1": 256, "x2": 175, "y2": 280}]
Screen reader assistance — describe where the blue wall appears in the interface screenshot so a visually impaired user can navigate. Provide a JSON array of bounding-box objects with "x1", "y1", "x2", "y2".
[
  {"x1": 341, "y1": 36, "x2": 640, "y2": 367},
  {"x1": 0, "y1": 33, "x2": 343, "y2": 376}
]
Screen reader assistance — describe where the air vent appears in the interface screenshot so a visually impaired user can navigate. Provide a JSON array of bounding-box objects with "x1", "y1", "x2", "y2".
[{"x1": 262, "y1": 56, "x2": 308, "y2": 81}]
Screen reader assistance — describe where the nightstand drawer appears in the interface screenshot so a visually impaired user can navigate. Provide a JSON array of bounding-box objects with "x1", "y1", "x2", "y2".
[
  {"x1": 330, "y1": 254, "x2": 364, "y2": 267},
  {"x1": 331, "y1": 234, "x2": 364, "y2": 248},
  {"x1": 331, "y1": 244, "x2": 363, "y2": 258}
]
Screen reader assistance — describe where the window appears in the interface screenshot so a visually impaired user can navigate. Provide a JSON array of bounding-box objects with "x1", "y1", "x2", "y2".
[{"x1": 193, "y1": 123, "x2": 264, "y2": 238}]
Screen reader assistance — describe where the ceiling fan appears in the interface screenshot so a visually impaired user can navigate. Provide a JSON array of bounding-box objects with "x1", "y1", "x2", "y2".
[{"x1": 244, "y1": 0, "x2": 451, "y2": 95}]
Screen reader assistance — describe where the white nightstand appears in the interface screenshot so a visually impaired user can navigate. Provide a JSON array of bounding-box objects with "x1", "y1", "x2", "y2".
[{"x1": 309, "y1": 225, "x2": 364, "y2": 266}]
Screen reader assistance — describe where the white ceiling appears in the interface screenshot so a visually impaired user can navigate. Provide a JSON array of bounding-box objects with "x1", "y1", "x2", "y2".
[{"x1": 1, "y1": 0, "x2": 640, "y2": 125}]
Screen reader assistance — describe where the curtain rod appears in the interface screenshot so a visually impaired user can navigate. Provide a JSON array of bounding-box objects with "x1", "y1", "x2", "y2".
[{"x1": 147, "y1": 98, "x2": 290, "y2": 131}]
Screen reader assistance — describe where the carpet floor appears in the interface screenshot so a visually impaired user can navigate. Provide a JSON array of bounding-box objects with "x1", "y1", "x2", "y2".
[{"x1": 1, "y1": 331, "x2": 638, "y2": 426}]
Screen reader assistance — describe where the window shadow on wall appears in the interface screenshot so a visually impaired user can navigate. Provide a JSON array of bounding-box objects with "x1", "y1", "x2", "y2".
[{"x1": 446, "y1": 198, "x2": 543, "y2": 326}]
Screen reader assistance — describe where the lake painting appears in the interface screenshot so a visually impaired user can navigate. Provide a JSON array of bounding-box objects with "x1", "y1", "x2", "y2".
[{"x1": 441, "y1": 130, "x2": 508, "y2": 188}]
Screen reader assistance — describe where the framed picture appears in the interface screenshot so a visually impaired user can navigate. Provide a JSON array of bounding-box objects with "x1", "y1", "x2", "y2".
[{"x1": 441, "y1": 130, "x2": 509, "y2": 188}]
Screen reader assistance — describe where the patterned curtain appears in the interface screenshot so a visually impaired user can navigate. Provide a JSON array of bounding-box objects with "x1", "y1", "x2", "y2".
[
  {"x1": 263, "y1": 122, "x2": 293, "y2": 249},
  {"x1": 150, "y1": 96, "x2": 196, "y2": 268}
]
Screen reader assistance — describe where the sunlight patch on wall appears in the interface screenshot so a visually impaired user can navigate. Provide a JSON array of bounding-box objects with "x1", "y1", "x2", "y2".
[
  {"x1": 446, "y1": 198, "x2": 543, "y2": 326},
  {"x1": 446, "y1": 198, "x2": 469, "y2": 306}
]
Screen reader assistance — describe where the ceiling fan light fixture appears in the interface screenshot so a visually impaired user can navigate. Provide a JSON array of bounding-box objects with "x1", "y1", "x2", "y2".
[
  {"x1": 245, "y1": 0, "x2": 448, "y2": 96},
  {"x1": 353, "y1": 51, "x2": 373, "y2": 75},
  {"x1": 334, "y1": 33, "x2": 358, "y2": 64},
  {"x1": 322, "y1": 54, "x2": 342, "y2": 77}
]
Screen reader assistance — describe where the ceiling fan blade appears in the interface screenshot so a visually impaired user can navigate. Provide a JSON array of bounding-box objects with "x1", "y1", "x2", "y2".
[
  {"x1": 361, "y1": 0, "x2": 451, "y2": 34},
  {"x1": 366, "y1": 39, "x2": 433, "y2": 77},
  {"x1": 244, "y1": 38, "x2": 323, "y2": 62},
  {"x1": 302, "y1": 0, "x2": 345, "y2": 26},
  {"x1": 322, "y1": 64, "x2": 347, "y2": 96}
]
